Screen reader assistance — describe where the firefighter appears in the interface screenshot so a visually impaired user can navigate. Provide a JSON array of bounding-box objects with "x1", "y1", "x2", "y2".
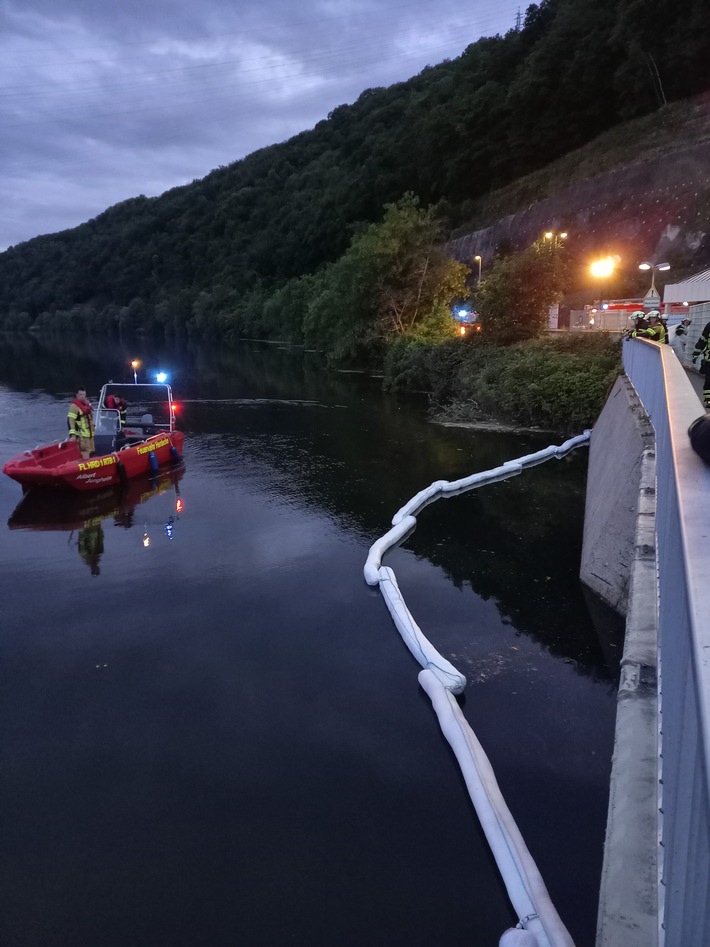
[
  {"x1": 106, "y1": 393, "x2": 127, "y2": 429},
  {"x1": 637, "y1": 311, "x2": 667, "y2": 344},
  {"x1": 659, "y1": 312, "x2": 670, "y2": 343},
  {"x1": 67, "y1": 387, "x2": 95, "y2": 458},
  {"x1": 691, "y1": 320, "x2": 710, "y2": 409},
  {"x1": 671, "y1": 317, "x2": 692, "y2": 360},
  {"x1": 624, "y1": 311, "x2": 648, "y2": 339}
]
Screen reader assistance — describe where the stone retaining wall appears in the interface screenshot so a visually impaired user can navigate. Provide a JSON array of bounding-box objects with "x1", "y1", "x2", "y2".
[{"x1": 580, "y1": 376, "x2": 654, "y2": 614}]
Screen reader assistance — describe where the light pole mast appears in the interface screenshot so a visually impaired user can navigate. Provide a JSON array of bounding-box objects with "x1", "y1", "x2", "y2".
[{"x1": 639, "y1": 261, "x2": 670, "y2": 307}]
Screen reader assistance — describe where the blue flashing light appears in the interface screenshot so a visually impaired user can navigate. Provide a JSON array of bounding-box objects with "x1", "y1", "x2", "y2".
[{"x1": 156, "y1": 371, "x2": 167, "y2": 383}]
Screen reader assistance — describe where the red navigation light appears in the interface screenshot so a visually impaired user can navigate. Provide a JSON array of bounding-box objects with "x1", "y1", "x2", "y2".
[{"x1": 171, "y1": 403, "x2": 178, "y2": 413}]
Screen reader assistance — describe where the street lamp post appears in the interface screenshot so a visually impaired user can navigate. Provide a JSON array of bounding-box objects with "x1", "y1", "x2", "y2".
[
  {"x1": 542, "y1": 231, "x2": 568, "y2": 330},
  {"x1": 639, "y1": 261, "x2": 670, "y2": 308},
  {"x1": 473, "y1": 254, "x2": 482, "y2": 281},
  {"x1": 544, "y1": 230, "x2": 568, "y2": 248}
]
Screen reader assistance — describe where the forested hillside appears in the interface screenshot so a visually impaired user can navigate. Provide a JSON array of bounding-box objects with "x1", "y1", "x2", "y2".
[
  {"x1": 0, "y1": 0, "x2": 708, "y2": 338},
  {"x1": 448, "y1": 95, "x2": 710, "y2": 299}
]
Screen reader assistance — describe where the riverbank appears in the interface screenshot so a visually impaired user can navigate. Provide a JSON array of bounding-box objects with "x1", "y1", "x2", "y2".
[
  {"x1": 436, "y1": 418, "x2": 560, "y2": 434},
  {"x1": 383, "y1": 333, "x2": 623, "y2": 433}
]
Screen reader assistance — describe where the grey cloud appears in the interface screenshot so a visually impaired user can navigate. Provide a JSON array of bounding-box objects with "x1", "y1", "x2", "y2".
[{"x1": 0, "y1": 0, "x2": 517, "y2": 250}]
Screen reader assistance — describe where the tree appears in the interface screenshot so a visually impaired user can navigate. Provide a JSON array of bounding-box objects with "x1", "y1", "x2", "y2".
[
  {"x1": 2, "y1": 0, "x2": 708, "y2": 334},
  {"x1": 475, "y1": 236, "x2": 569, "y2": 344},
  {"x1": 304, "y1": 194, "x2": 468, "y2": 361}
]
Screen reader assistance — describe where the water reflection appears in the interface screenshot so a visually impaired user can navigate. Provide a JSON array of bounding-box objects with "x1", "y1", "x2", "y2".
[
  {"x1": 0, "y1": 333, "x2": 617, "y2": 947},
  {"x1": 0, "y1": 331, "x2": 620, "y2": 674},
  {"x1": 8, "y1": 467, "x2": 184, "y2": 576},
  {"x1": 78, "y1": 520, "x2": 104, "y2": 575},
  {"x1": 188, "y1": 413, "x2": 619, "y2": 677}
]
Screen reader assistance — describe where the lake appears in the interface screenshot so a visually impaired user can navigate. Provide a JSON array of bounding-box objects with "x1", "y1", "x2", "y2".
[{"x1": 0, "y1": 332, "x2": 622, "y2": 947}]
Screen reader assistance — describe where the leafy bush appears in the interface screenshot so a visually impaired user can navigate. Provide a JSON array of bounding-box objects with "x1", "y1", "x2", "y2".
[
  {"x1": 475, "y1": 237, "x2": 569, "y2": 344},
  {"x1": 382, "y1": 333, "x2": 622, "y2": 431}
]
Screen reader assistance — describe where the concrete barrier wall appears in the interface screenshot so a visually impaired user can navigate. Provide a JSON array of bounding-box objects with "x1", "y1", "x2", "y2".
[
  {"x1": 595, "y1": 446, "x2": 659, "y2": 947},
  {"x1": 580, "y1": 376, "x2": 654, "y2": 614}
]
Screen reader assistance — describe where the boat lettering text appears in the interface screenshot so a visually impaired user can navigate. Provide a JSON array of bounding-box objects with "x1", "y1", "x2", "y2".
[
  {"x1": 137, "y1": 437, "x2": 170, "y2": 455},
  {"x1": 77, "y1": 456, "x2": 117, "y2": 472},
  {"x1": 76, "y1": 474, "x2": 114, "y2": 484}
]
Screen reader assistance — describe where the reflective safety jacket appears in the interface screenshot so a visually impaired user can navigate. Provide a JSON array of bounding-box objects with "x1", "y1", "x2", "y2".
[
  {"x1": 692, "y1": 321, "x2": 710, "y2": 363},
  {"x1": 67, "y1": 397, "x2": 94, "y2": 438},
  {"x1": 105, "y1": 395, "x2": 127, "y2": 428},
  {"x1": 637, "y1": 323, "x2": 667, "y2": 344}
]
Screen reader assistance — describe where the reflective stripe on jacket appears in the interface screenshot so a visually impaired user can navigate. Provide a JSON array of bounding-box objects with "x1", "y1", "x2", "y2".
[
  {"x1": 67, "y1": 398, "x2": 94, "y2": 438},
  {"x1": 637, "y1": 324, "x2": 666, "y2": 344}
]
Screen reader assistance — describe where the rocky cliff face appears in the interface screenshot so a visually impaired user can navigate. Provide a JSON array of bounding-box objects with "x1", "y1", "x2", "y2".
[{"x1": 448, "y1": 143, "x2": 710, "y2": 277}]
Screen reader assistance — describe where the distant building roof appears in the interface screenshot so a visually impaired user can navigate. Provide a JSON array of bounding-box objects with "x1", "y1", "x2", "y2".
[{"x1": 663, "y1": 266, "x2": 710, "y2": 303}]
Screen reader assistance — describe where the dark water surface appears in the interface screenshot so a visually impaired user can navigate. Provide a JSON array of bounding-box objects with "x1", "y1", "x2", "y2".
[{"x1": 0, "y1": 334, "x2": 622, "y2": 947}]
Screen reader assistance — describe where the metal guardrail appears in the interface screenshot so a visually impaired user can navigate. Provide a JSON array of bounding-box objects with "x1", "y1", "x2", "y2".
[{"x1": 622, "y1": 339, "x2": 710, "y2": 946}]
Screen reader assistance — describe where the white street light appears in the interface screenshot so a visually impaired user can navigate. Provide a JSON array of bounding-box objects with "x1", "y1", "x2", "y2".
[
  {"x1": 544, "y1": 230, "x2": 568, "y2": 247},
  {"x1": 639, "y1": 261, "x2": 670, "y2": 298},
  {"x1": 473, "y1": 254, "x2": 482, "y2": 280}
]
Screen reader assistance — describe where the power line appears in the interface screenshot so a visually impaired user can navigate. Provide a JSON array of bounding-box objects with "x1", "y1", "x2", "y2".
[
  {"x1": 0, "y1": 15, "x2": 518, "y2": 132},
  {"x1": 1, "y1": 0, "x2": 517, "y2": 63},
  {"x1": 0, "y1": 2, "x2": 518, "y2": 90}
]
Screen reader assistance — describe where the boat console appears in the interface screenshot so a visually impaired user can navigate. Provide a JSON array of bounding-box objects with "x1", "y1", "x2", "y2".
[{"x1": 97, "y1": 382, "x2": 177, "y2": 451}]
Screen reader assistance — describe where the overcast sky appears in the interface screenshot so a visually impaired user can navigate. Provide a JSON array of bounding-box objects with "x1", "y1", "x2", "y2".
[{"x1": 0, "y1": 0, "x2": 519, "y2": 251}]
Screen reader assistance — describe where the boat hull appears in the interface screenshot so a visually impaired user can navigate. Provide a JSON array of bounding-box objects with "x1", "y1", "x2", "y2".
[
  {"x1": 8, "y1": 466, "x2": 184, "y2": 530},
  {"x1": 3, "y1": 431, "x2": 185, "y2": 491}
]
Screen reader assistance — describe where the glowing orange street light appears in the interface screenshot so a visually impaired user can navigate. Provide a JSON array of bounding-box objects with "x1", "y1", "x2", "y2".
[
  {"x1": 131, "y1": 359, "x2": 141, "y2": 384},
  {"x1": 473, "y1": 254, "x2": 482, "y2": 280},
  {"x1": 590, "y1": 257, "x2": 615, "y2": 279},
  {"x1": 590, "y1": 256, "x2": 617, "y2": 313}
]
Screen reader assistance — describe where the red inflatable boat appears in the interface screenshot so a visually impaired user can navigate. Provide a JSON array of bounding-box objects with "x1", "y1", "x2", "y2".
[{"x1": 3, "y1": 383, "x2": 185, "y2": 492}]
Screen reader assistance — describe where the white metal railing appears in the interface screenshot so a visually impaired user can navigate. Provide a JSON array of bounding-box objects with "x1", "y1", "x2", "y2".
[{"x1": 622, "y1": 338, "x2": 710, "y2": 945}]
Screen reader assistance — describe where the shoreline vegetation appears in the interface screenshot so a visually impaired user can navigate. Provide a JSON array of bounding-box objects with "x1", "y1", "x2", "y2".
[
  {"x1": 382, "y1": 332, "x2": 622, "y2": 434},
  {"x1": 0, "y1": 1, "x2": 704, "y2": 444},
  {"x1": 0, "y1": 326, "x2": 622, "y2": 434},
  {"x1": 1, "y1": 197, "x2": 618, "y2": 436}
]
